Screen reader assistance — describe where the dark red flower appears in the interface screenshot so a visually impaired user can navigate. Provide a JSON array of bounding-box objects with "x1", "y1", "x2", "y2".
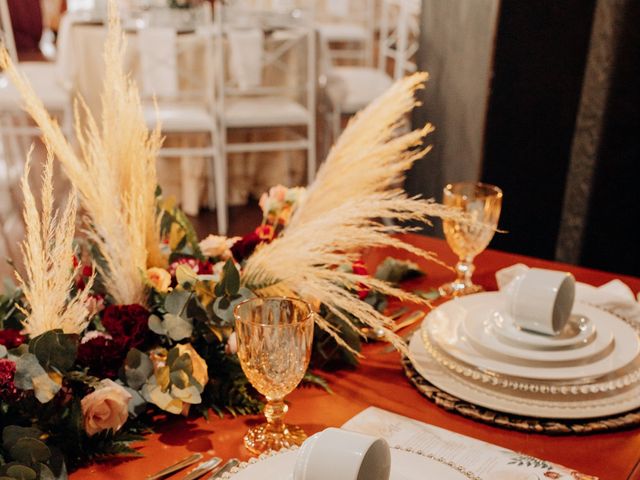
[
  {"x1": 231, "y1": 225, "x2": 277, "y2": 263},
  {"x1": 76, "y1": 334, "x2": 125, "y2": 379},
  {"x1": 0, "y1": 329, "x2": 26, "y2": 349},
  {"x1": 352, "y1": 260, "x2": 370, "y2": 300},
  {"x1": 102, "y1": 304, "x2": 151, "y2": 350},
  {"x1": 0, "y1": 359, "x2": 24, "y2": 402}
]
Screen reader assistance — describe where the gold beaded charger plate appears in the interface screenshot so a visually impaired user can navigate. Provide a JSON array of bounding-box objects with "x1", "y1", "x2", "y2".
[
  {"x1": 403, "y1": 332, "x2": 640, "y2": 434},
  {"x1": 221, "y1": 446, "x2": 478, "y2": 480}
]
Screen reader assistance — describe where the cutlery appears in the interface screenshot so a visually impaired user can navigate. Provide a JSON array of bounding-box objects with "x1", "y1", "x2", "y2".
[
  {"x1": 146, "y1": 453, "x2": 204, "y2": 480},
  {"x1": 181, "y1": 457, "x2": 223, "y2": 480},
  {"x1": 208, "y1": 459, "x2": 239, "y2": 479}
]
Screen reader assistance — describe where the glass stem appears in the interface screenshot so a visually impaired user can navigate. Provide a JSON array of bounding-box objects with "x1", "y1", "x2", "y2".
[
  {"x1": 264, "y1": 397, "x2": 287, "y2": 433},
  {"x1": 455, "y1": 257, "x2": 475, "y2": 287}
]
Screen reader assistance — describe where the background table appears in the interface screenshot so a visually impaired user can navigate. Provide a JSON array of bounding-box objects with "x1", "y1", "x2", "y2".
[{"x1": 70, "y1": 234, "x2": 640, "y2": 480}]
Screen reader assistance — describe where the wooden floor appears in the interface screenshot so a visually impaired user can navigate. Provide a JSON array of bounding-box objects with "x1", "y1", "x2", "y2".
[{"x1": 188, "y1": 200, "x2": 263, "y2": 238}]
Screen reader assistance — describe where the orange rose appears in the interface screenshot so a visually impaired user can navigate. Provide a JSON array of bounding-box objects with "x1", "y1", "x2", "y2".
[
  {"x1": 81, "y1": 379, "x2": 132, "y2": 437},
  {"x1": 147, "y1": 267, "x2": 171, "y2": 293}
]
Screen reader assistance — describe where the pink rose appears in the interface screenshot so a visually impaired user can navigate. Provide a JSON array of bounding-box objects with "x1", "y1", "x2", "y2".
[{"x1": 81, "y1": 379, "x2": 132, "y2": 437}]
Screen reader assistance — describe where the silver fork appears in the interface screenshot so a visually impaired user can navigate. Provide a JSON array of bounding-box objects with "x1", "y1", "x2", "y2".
[{"x1": 208, "y1": 459, "x2": 240, "y2": 479}]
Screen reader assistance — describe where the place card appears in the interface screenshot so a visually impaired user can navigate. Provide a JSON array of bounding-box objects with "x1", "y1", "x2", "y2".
[{"x1": 342, "y1": 407, "x2": 596, "y2": 479}]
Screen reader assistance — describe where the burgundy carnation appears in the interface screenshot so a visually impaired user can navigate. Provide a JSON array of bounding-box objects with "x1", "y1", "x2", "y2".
[
  {"x1": 0, "y1": 359, "x2": 24, "y2": 402},
  {"x1": 0, "y1": 329, "x2": 26, "y2": 349},
  {"x1": 76, "y1": 335, "x2": 125, "y2": 379},
  {"x1": 230, "y1": 231, "x2": 261, "y2": 262},
  {"x1": 102, "y1": 304, "x2": 151, "y2": 350}
]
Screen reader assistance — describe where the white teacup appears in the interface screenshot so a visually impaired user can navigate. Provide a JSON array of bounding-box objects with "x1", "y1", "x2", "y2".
[
  {"x1": 506, "y1": 268, "x2": 576, "y2": 336},
  {"x1": 293, "y1": 428, "x2": 391, "y2": 480}
]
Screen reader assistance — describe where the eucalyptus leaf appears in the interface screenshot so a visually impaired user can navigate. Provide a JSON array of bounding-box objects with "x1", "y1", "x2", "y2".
[
  {"x1": 0, "y1": 345, "x2": 6, "y2": 359},
  {"x1": 2, "y1": 426, "x2": 42, "y2": 451},
  {"x1": 122, "y1": 386, "x2": 147, "y2": 418},
  {"x1": 5, "y1": 465, "x2": 37, "y2": 480},
  {"x1": 148, "y1": 315, "x2": 166, "y2": 336},
  {"x1": 28, "y1": 330, "x2": 77, "y2": 372},
  {"x1": 14, "y1": 353, "x2": 62, "y2": 402},
  {"x1": 175, "y1": 265, "x2": 198, "y2": 287},
  {"x1": 124, "y1": 349, "x2": 153, "y2": 390},
  {"x1": 163, "y1": 314, "x2": 193, "y2": 341},
  {"x1": 164, "y1": 290, "x2": 191, "y2": 316},
  {"x1": 10, "y1": 438, "x2": 51, "y2": 464},
  {"x1": 221, "y1": 260, "x2": 240, "y2": 296},
  {"x1": 170, "y1": 370, "x2": 189, "y2": 390},
  {"x1": 37, "y1": 464, "x2": 55, "y2": 480}
]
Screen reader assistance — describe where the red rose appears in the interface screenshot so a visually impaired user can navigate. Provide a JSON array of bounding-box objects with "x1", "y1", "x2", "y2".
[
  {"x1": 0, "y1": 329, "x2": 26, "y2": 349},
  {"x1": 102, "y1": 304, "x2": 151, "y2": 350},
  {"x1": 0, "y1": 358, "x2": 25, "y2": 402},
  {"x1": 76, "y1": 334, "x2": 125, "y2": 379}
]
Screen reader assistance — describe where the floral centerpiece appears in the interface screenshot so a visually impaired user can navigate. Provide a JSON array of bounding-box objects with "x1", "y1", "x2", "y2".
[{"x1": 0, "y1": 2, "x2": 461, "y2": 477}]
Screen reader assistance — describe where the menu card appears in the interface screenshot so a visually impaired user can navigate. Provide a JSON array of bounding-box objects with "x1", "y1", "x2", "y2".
[{"x1": 342, "y1": 407, "x2": 596, "y2": 480}]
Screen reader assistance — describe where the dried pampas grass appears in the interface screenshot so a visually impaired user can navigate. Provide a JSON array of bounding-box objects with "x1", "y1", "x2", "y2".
[
  {"x1": 243, "y1": 73, "x2": 466, "y2": 355},
  {"x1": 16, "y1": 149, "x2": 94, "y2": 337},
  {"x1": 0, "y1": 0, "x2": 163, "y2": 305}
]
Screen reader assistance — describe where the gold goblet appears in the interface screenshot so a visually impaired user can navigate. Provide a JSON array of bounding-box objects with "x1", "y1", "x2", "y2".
[
  {"x1": 439, "y1": 182, "x2": 502, "y2": 297},
  {"x1": 234, "y1": 297, "x2": 314, "y2": 454}
]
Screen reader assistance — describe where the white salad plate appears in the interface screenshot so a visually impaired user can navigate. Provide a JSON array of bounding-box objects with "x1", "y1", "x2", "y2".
[
  {"x1": 224, "y1": 448, "x2": 469, "y2": 480},
  {"x1": 409, "y1": 329, "x2": 640, "y2": 419},
  {"x1": 491, "y1": 310, "x2": 597, "y2": 350},
  {"x1": 425, "y1": 292, "x2": 639, "y2": 381},
  {"x1": 462, "y1": 304, "x2": 613, "y2": 364}
]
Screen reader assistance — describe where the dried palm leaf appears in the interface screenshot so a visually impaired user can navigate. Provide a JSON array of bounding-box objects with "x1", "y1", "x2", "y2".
[
  {"x1": 16, "y1": 148, "x2": 94, "y2": 337},
  {"x1": 243, "y1": 73, "x2": 466, "y2": 355},
  {"x1": 0, "y1": 0, "x2": 163, "y2": 305}
]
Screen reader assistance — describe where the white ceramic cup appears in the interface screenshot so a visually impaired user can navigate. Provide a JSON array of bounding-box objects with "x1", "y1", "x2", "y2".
[
  {"x1": 292, "y1": 428, "x2": 391, "y2": 480},
  {"x1": 506, "y1": 268, "x2": 576, "y2": 335}
]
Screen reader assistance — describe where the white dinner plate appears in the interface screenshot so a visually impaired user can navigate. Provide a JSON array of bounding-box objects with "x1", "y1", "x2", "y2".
[
  {"x1": 462, "y1": 304, "x2": 613, "y2": 364},
  {"x1": 425, "y1": 292, "x2": 639, "y2": 380},
  {"x1": 491, "y1": 310, "x2": 597, "y2": 350},
  {"x1": 225, "y1": 448, "x2": 469, "y2": 479},
  {"x1": 409, "y1": 330, "x2": 640, "y2": 419}
]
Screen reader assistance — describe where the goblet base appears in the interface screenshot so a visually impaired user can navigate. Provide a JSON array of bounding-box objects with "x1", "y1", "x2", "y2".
[
  {"x1": 439, "y1": 280, "x2": 484, "y2": 297},
  {"x1": 243, "y1": 422, "x2": 307, "y2": 454}
]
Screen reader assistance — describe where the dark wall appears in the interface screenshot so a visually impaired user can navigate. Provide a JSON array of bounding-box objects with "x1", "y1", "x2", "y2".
[
  {"x1": 481, "y1": 1, "x2": 596, "y2": 259},
  {"x1": 580, "y1": 2, "x2": 640, "y2": 277}
]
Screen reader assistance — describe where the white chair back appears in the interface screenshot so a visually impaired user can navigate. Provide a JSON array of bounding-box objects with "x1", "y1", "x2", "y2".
[
  {"x1": 215, "y1": 3, "x2": 315, "y2": 105},
  {"x1": 138, "y1": 27, "x2": 179, "y2": 99},
  {"x1": 0, "y1": 0, "x2": 18, "y2": 62},
  {"x1": 379, "y1": 0, "x2": 421, "y2": 79}
]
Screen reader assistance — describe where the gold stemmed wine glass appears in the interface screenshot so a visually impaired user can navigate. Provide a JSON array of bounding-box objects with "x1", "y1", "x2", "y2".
[
  {"x1": 439, "y1": 182, "x2": 502, "y2": 297},
  {"x1": 233, "y1": 297, "x2": 314, "y2": 454}
]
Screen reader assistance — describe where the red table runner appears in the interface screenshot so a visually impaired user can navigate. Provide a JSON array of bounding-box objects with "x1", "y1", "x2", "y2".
[{"x1": 71, "y1": 234, "x2": 640, "y2": 480}]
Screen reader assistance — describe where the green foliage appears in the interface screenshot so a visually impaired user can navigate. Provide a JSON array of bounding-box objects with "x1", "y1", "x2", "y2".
[
  {"x1": 0, "y1": 281, "x2": 25, "y2": 330},
  {"x1": 374, "y1": 257, "x2": 423, "y2": 284},
  {"x1": 0, "y1": 426, "x2": 65, "y2": 480},
  {"x1": 311, "y1": 310, "x2": 361, "y2": 371},
  {"x1": 29, "y1": 331, "x2": 77, "y2": 373}
]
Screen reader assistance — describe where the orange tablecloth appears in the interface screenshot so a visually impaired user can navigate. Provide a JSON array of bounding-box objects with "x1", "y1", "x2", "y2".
[{"x1": 71, "y1": 234, "x2": 640, "y2": 480}]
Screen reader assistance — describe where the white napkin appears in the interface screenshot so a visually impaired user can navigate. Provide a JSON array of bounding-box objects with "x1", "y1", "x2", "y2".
[
  {"x1": 495, "y1": 264, "x2": 640, "y2": 324},
  {"x1": 137, "y1": 27, "x2": 179, "y2": 98},
  {"x1": 344, "y1": 407, "x2": 598, "y2": 479},
  {"x1": 226, "y1": 28, "x2": 264, "y2": 90}
]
